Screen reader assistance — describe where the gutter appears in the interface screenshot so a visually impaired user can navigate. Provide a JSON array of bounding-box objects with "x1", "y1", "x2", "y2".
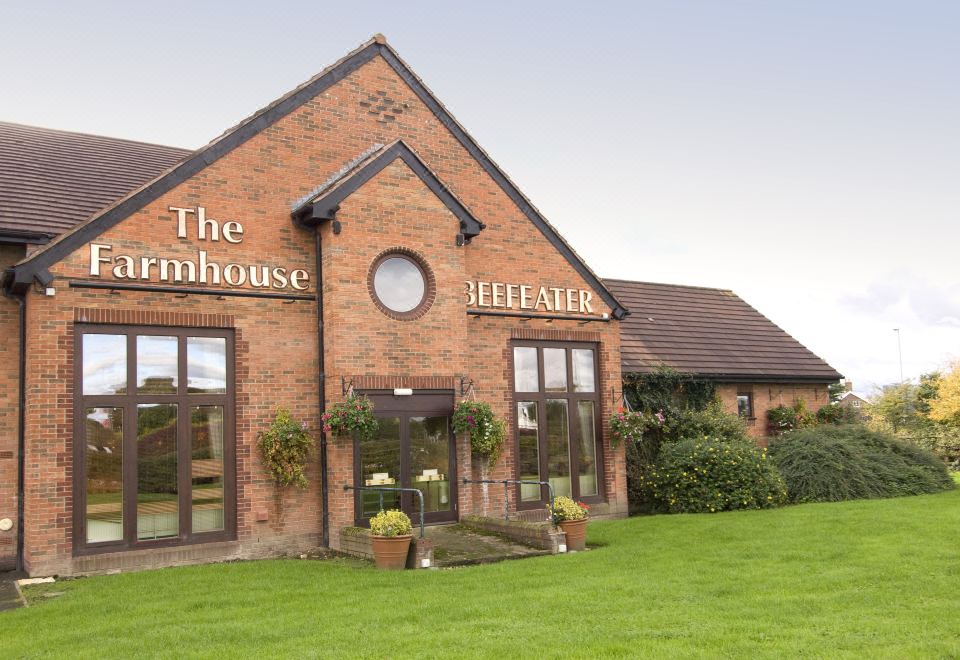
[
  {"x1": 314, "y1": 230, "x2": 329, "y2": 547},
  {"x1": 2, "y1": 270, "x2": 26, "y2": 572}
]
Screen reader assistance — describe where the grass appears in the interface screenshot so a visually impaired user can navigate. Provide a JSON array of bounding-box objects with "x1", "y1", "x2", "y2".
[{"x1": 7, "y1": 489, "x2": 960, "y2": 659}]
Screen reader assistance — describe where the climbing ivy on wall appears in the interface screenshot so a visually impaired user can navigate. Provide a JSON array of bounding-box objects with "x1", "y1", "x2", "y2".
[{"x1": 623, "y1": 367, "x2": 717, "y2": 415}]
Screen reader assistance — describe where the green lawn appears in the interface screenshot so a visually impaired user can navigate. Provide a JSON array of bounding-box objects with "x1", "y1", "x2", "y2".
[{"x1": 7, "y1": 489, "x2": 960, "y2": 659}]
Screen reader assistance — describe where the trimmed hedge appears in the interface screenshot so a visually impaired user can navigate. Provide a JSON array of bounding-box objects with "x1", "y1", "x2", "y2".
[
  {"x1": 650, "y1": 438, "x2": 787, "y2": 514},
  {"x1": 769, "y1": 424, "x2": 955, "y2": 503}
]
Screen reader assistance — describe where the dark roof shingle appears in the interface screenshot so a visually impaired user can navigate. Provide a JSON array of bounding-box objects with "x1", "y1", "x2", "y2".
[
  {"x1": 605, "y1": 278, "x2": 842, "y2": 382},
  {"x1": 0, "y1": 121, "x2": 191, "y2": 237}
]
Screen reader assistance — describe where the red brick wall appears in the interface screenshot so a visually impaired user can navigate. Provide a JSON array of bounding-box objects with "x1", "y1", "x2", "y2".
[
  {"x1": 716, "y1": 382, "x2": 830, "y2": 445},
  {"x1": 0, "y1": 244, "x2": 25, "y2": 567},
  {"x1": 20, "y1": 50, "x2": 625, "y2": 575}
]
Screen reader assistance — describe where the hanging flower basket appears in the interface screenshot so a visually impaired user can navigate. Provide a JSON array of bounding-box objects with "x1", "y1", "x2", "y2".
[
  {"x1": 322, "y1": 395, "x2": 378, "y2": 441},
  {"x1": 610, "y1": 407, "x2": 664, "y2": 447},
  {"x1": 452, "y1": 400, "x2": 506, "y2": 466},
  {"x1": 257, "y1": 408, "x2": 314, "y2": 488}
]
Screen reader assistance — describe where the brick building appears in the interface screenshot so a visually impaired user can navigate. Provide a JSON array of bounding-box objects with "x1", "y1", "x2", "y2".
[
  {"x1": 605, "y1": 280, "x2": 842, "y2": 442},
  {"x1": 1, "y1": 37, "x2": 841, "y2": 577},
  {"x1": 0, "y1": 36, "x2": 630, "y2": 576}
]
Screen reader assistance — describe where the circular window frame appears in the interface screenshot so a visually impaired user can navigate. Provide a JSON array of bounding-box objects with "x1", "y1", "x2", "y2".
[{"x1": 367, "y1": 248, "x2": 436, "y2": 321}]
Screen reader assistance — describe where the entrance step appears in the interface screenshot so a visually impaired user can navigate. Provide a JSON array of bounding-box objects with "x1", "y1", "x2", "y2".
[{"x1": 425, "y1": 524, "x2": 550, "y2": 567}]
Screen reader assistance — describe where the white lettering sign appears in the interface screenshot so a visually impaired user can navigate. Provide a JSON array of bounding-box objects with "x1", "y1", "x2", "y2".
[
  {"x1": 465, "y1": 280, "x2": 593, "y2": 314},
  {"x1": 86, "y1": 206, "x2": 309, "y2": 291}
]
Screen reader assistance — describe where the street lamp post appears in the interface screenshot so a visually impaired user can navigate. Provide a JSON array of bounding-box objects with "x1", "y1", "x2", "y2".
[{"x1": 893, "y1": 328, "x2": 904, "y2": 383}]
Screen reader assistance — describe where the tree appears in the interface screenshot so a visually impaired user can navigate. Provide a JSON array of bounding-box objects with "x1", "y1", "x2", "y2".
[
  {"x1": 828, "y1": 381, "x2": 847, "y2": 403},
  {"x1": 930, "y1": 361, "x2": 960, "y2": 425},
  {"x1": 867, "y1": 382, "x2": 927, "y2": 434}
]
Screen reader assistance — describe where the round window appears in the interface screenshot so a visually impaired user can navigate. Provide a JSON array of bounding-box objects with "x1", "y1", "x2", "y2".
[{"x1": 368, "y1": 250, "x2": 435, "y2": 319}]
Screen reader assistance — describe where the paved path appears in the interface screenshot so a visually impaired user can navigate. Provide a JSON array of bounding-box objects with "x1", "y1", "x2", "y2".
[
  {"x1": 425, "y1": 524, "x2": 549, "y2": 567},
  {"x1": 0, "y1": 571, "x2": 25, "y2": 611}
]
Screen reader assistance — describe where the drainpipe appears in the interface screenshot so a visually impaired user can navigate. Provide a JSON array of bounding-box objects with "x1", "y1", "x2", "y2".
[
  {"x1": 2, "y1": 276, "x2": 26, "y2": 573},
  {"x1": 315, "y1": 230, "x2": 329, "y2": 547}
]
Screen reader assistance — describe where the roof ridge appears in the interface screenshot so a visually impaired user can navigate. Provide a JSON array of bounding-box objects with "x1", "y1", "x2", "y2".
[
  {"x1": 603, "y1": 277, "x2": 734, "y2": 293},
  {"x1": 0, "y1": 120, "x2": 192, "y2": 153}
]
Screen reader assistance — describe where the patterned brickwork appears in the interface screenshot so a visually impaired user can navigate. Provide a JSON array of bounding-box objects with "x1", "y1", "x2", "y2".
[{"x1": 18, "y1": 49, "x2": 625, "y2": 575}]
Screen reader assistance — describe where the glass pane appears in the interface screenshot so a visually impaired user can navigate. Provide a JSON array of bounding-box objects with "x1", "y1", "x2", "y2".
[
  {"x1": 546, "y1": 399, "x2": 571, "y2": 498},
  {"x1": 572, "y1": 349, "x2": 596, "y2": 393},
  {"x1": 409, "y1": 416, "x2": 451, "y2": 514},
  {"x1": 374, "y1": 257, "x2": 425, "y2": 312},
  {"x1": 577, "y1": 401, "x2": 598, "y2": 497},
  {"x1": 544, "y1": 348, "x2": 568, "y2": 392},
  {"x1": 359, "y1": 416, "x2": 401, "y2": 518},
  {"x1": 513, "y1": 347, "x2": 539, "y2": 392},
  {"x1": 85, "y1": 407, "x2": 123, "y2": 543},
  {"x1": 137, "y1": 404, "x2": 178, "y2": 540},
  {"x1": 83, "y1": 334, "x2": 127, "y2": 395},
  {"x1": 737, "y1": 395, "x2": 752, "y2": 418},
  {"x1": 517, "y1": 402, "x2": 541, "y2": 501},
  {"x1": 187, "y1": 337, "x2": 227, "y2": 394},
  {"x1": 137, "y1": 336, "x2": 178, "y2": 394},
  {"x1": 191, "y1": 406, "x2": 224, "y2": 533}
]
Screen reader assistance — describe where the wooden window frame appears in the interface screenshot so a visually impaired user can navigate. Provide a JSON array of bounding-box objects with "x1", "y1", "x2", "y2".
[
  {"x1": 510, "y1": 340, "x2": 605, "y2": 509},
  {"x1": 73, "y1": 324, "x2": 237, "y2": 556},
  {"x1": 737, "y1": 391, "x2": 755, "y2": 420},
  {"x1": 351, "y1": 390, "x2": 458, "y2": 527}
]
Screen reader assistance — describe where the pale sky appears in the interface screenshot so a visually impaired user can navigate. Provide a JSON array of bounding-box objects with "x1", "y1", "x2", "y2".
[{"x1": 2, "y1": 1, "x2": 958, "y2": 393}]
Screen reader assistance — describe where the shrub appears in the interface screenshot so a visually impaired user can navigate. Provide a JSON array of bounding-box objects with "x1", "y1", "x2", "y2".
[
  {"x1": 769, "y1": 424, "x2": 955, "y2": 503},
  {"x1": 662, "y1": 402, "x2": 749, "y2": 443},
  {"x1": 625, "y1": 402, "x2": 748, "y2": 514},
  {"x1": 548, "y1": 496, "x2": 589, "y2": 522},
  {"x1": 767, "y1": 400, "x2": 815, "y2": 436},
  {"x1": 650, "y1": 438, "x2": 787, "y2": 514},
  {"x1": 369, "y1": 509, "x2": 412, "y2": 537},
  {"x1": 815, "y1": 404, "x2": 860, "y2": 425}
]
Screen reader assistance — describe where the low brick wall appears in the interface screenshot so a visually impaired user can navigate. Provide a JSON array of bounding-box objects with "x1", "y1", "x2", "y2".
[
  {"x1": 339, "y1": 527, "x2": 433, "y2": 569},
  {"x1": 460, "y1": 516, "x2": 565, "y2": 554}
]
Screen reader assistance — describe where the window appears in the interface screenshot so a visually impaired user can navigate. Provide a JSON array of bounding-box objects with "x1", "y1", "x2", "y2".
[
  {"x1": 75, "y1": 326, "x2": 235, "y2": 553},
  {"x1": 512, "y1": 342, "x2": 602, "y2": 506},
  {"x1": 737, "y1": 392, "x2": 754, "y2": 419},
  {"x1": 852, "y1": 400, "x2": 860, "y2": 408},
  {"x1": 367, "y1": 249, "x2": 435, "y2": 320}
]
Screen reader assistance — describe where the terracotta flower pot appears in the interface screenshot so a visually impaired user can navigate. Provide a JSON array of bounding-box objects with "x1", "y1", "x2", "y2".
[
  {"x1": 371, "y1": 534, "x2": 412, "y2": 570},
  {"x1": 558, "y1": 518, "x2": 588, "y2": 552}
]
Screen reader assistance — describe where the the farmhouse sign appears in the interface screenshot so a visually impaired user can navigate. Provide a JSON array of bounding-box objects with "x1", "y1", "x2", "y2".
[{"x1": 87, "y1": 206, "x2": 310, "y2": 291}]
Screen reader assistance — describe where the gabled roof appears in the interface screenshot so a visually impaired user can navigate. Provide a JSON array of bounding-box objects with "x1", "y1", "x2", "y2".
[
  {"x1": 605, "y1": 278, "x2": 842, "y2": 382},
  {"x1": 0, "y1": 121, "x2": 190, "y2": 240},
  {"x1": 291, "y1": 140, "x2": 485, "y2": 239},
  {"x1": 2, "y1": 35, "x2": 628, "y2": 318}
]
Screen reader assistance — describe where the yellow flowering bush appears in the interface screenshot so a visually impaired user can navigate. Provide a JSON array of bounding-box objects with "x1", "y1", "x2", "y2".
[
  {"x1": 651, "y1": 438, "x2": 787, "y2": 513},
  {"x1": 548, "y1": 495, "x2": 589, "y2": 523},
  {"x1": 369, "y1": 509, "x2": 413, "y2": 537}
]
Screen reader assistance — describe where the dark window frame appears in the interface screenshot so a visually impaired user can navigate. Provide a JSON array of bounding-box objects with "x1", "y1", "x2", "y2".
[
  {"x1": 736, "y1": 391, "x2": 755, "y2": 420},
  {"x1": 366, "y1": 248, "x2": 436, "y2": 321},
  {"x1": 510, "y1": 341, "x2": 605, "y2": 509},
  {"x1": 73, "y1": 324, "x2": 237, "y2": 556},
  {"x1": 351, "y1": 390, "x2": 457, "y2": 526}
]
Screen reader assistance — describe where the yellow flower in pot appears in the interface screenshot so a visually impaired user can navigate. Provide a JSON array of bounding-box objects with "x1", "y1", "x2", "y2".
[
  {"x1": 369, "y1": 509, "x2": 413, "y2": 570},
  {"x1": 548, "y1": 496, "x2": 589, "y2": 552}
]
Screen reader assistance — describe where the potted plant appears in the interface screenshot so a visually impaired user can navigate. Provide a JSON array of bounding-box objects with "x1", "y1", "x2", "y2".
[
  {"x1": 452, "y1": 400, "x2": 506, "y2": 465},
  {"x1": 369, "y1": 509, "x2": 413, "y2": 570},
  {"x1": 322, "y1": 394, "x2": 378, "y2": 440},
  {"x1": 548, "y1": 496, "x2": 589, "y2": 552}
]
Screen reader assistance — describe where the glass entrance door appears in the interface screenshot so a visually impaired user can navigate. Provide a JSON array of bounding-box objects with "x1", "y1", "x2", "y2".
[{"x1": 354, "y1": 393, "x2": 456, "y2": 525}]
